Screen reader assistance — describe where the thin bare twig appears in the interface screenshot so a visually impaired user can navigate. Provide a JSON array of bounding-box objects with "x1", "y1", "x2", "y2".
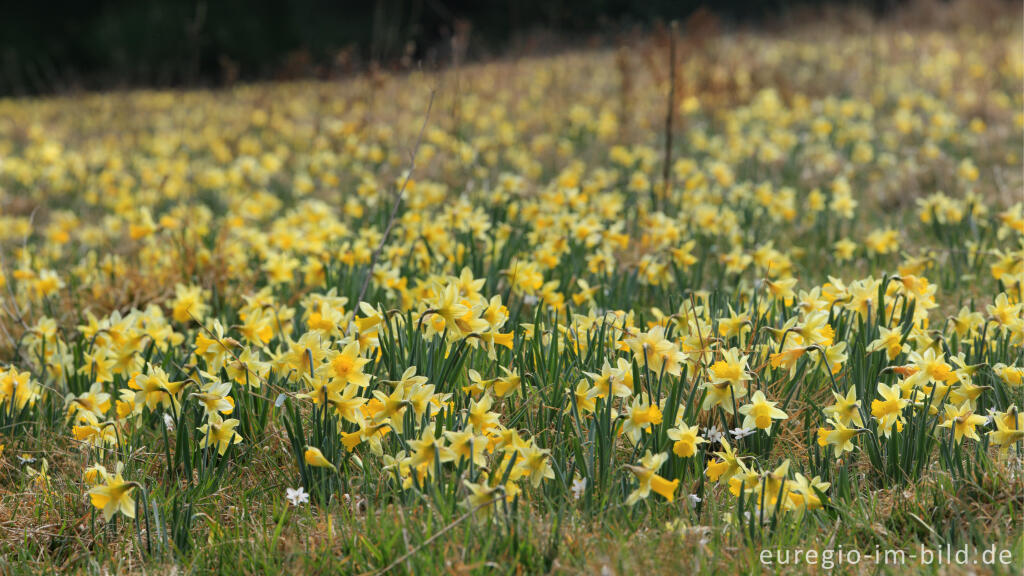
[
  {"x1": 357, "y1": 88, "x2": 437, "y2": 305},
  {"x1": 369, "y1": 494, "x2": 501, "y2": 576},
  {"x1": 660, "y1": 21, "x2": 678, "y2": 213}
]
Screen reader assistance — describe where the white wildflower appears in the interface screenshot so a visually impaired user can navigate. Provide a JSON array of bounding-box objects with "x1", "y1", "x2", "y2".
[
  {"x1": 571, "y1": 476, "x2": 587, "y2": 500},
  {"x1": 286, "y1": 486, "x2": 309, "y2": 506}
]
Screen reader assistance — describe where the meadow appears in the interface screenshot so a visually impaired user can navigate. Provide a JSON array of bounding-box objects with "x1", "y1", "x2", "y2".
[{"x1": 0, "y1": 6, "x2": 1022, "y2": 575}]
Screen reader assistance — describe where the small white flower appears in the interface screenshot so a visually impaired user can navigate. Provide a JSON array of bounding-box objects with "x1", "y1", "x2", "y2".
[
  {"x1": 17, "y1": 455, "x2": 36, "y2": 465},
  {"x1": 163, "y1": 413, "x2": 176, "y2": 431},
  {"x1": 749, "y1": 507, "x2": 772, "y2": 524},
  {"x1": 571, "y1": 477, "x2": 587, "y2": 500},
  {"x1": 705, "y1": 425, "x2": 723, "y2": 443},
  {"x1": 286, "y1": 486, "x2": 309, "y2": 506},
  {"x1": 729, "y1": 427, "x2": 754, "y2": 440},
  {"x1": 687, "y1": 493, "x2": 702, "y2": 508}
]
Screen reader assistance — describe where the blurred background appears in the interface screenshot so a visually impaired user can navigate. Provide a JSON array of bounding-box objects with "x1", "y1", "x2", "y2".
[{"x1": 0, "y1": 0, "x2": 999, "y2": 96}]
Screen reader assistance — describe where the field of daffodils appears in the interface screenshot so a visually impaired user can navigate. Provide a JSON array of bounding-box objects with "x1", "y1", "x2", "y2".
[{"x1": 0, "y1": 8, "x2": 1022, "y2": 575}]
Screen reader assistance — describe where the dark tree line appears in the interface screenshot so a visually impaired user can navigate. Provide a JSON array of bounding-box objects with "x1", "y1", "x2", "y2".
[{"x1": 1, "y1": 0, "x2": 909, "y2": 96}]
